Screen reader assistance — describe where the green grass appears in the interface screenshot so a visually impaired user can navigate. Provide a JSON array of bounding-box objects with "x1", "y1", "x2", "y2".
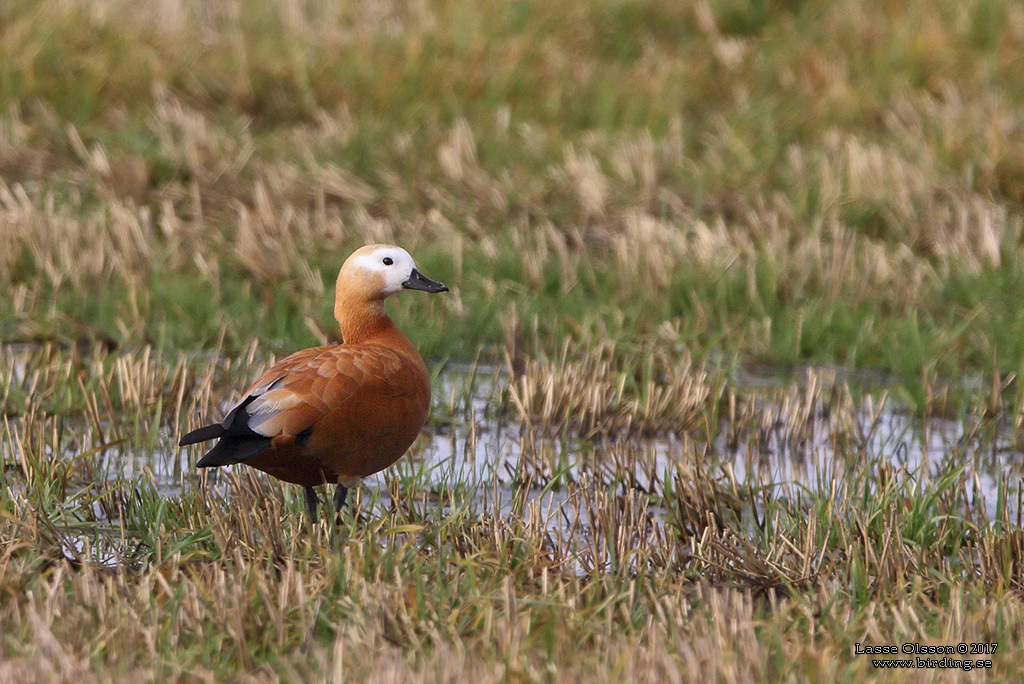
[
  {"x1": 1, "y1": 0, "x2": 1024, "y2": 385},
  {"x1": 9, "y1": 242, "x2": 1024, "y2": 391}
]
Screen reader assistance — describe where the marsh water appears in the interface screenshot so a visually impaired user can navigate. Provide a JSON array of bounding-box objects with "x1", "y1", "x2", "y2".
[
  {"x1": 87, "y1": 364, "x2": 1024, "y2": 526},
  {"x1": 6, "y1": 349, "x2": 1024, "y2": 569}
]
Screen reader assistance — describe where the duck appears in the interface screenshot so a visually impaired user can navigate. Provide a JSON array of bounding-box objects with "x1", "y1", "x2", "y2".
[{"x1": 179, "y1": 244, "x2": 448, "y2": 521}]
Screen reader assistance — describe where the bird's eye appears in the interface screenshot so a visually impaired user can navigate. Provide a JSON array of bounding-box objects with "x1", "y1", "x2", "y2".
[{"x1": 383, "y1": 257, "x2": 394, "y2": 266}]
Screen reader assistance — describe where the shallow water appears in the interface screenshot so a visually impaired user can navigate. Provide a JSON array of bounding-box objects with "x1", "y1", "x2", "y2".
[
  {"x1": 119, "y1": 365, "x2": 1024, "y2": 520},
  {"x1": 5, "y1": 359, "x2": 1024, "y2": 567},
  {"x1": 30, "y1": 365, "x2": 1021, "y2": 513}
]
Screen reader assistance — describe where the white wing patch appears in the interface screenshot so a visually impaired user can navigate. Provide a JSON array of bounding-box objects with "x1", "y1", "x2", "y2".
[
  {"x1": 250, "y1": 376, "x2": 284, "y2": 395},
  {"x1": 220, "y1": 375, "x2": 304, "y2": 437},
  {"x1": 246, "y1": 387, "x2": 305, "y2": 436},
  {"x1": 220, "y1": 375, "x2": 282, "y2": 428}
]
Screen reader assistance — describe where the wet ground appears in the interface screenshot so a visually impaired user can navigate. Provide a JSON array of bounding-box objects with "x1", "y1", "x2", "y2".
[
  {"x1": 88, "y1": 364, "x2": 1024, "y2": 525},
  {"x1": 5, "y1": 352, "x2": 1024, "y2": 569}
]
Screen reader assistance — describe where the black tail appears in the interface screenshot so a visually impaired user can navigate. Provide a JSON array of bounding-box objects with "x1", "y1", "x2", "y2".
[
  {"x1": 182, "y1": 395, "x2": 280, "y2": 468},
  {"x1": 179, "y1": 423, "x2": 226, "y2": 446},
  {"x1": 195, "y1": 436, "x2": 273, "y2": 468},
  {"x1": 181, "y1": 422, "x2": 271, "y2": 468}
]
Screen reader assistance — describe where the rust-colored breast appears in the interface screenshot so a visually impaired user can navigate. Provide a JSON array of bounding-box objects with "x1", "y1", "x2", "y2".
[{"x1": 239, "y1": 342, "x2": 431, "y2": 487}]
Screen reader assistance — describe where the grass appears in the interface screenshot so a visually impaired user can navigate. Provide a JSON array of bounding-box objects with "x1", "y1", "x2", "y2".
[
  {"x1": 4, "y1": 0, "x2": 1024, "y2": 679},
  {"x1": 4, "y1": 345, "x2": 1024, "y2": 680},
  {"x1": 2, "y1": 0, "x2": 1024, "y2": 380}
]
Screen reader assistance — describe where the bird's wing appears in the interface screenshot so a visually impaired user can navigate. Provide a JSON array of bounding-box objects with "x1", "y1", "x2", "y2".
[{"x1": 226, "y1": 345, "x2": 406, "y2": 440}]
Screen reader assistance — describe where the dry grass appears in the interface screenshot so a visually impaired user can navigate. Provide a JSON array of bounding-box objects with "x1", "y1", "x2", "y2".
[
  {"x1": 506, "y1": 339, "x2": 717, "y2": 438},
  {"x1": 4, "y1": 344, "x2": 1024, "y2": 680}
]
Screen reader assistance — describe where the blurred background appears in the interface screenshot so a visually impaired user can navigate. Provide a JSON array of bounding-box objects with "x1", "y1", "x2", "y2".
[{"x1": 2, "y1": 0, "x2": 1024, "y2": 382}]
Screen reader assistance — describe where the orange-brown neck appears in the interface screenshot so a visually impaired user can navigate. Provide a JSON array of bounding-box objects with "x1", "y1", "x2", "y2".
[{"x1": 333, "y1": 291, "x2": 422, "y2": 361}]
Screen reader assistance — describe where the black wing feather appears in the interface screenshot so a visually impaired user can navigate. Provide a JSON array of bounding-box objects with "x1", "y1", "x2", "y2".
[
  {"x1": 181, "y1": 394, "x2": 274, "y2": 468},
  {"x1": 178, "y1": 423, "x2": 226, "y2": 446},
  {"x1": 195, "y1": 436, "x2": 273, "y2": 467}
]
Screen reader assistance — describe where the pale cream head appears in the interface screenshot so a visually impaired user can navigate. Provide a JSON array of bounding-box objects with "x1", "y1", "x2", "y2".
[
  {"x1": 340, "y1": 244, "x2": 419, "y2": 299},
  {"x1": 336, "y1": 243, "x2": 448, "y2": 311}
]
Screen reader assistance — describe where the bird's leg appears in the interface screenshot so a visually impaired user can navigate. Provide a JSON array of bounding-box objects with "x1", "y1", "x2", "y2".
[
  {"x1": 332, "y1": 484, "x2": 348, "y2": 525},
  {"x1": 304, "y1": 486, "x2": 320, "y2": 523}
]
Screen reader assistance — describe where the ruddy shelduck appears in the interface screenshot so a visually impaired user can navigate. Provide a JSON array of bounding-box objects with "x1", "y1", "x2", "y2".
[{"x1": 179, "y1": 244, "x2": 448, "y2": 521}]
